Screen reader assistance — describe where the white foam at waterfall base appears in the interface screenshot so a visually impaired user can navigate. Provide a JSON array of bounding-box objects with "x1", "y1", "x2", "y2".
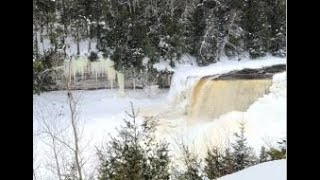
[{"x1": 244, "y1": 72, "x2": 286, "y2": 149}]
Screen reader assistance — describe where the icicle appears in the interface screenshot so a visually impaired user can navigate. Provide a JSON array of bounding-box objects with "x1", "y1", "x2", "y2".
[
  {"x1": 91, "y1": 60, "x2": 101, "y2": 82},
  {"x1": 77, "y1": 58, "x2": 88, "y2": 81},
  {"x1": 69, "y1": 58, "x2": 77, "y2": 84},
  {"x1": 104, "y1": 58, "x2": 116, "y2": 89},
  {"x1": 63, "y1": 59, "x2": 71, "y2": 83},
  {"x1": 117, "y1": 72, "x2": 125, "y2": 96}
]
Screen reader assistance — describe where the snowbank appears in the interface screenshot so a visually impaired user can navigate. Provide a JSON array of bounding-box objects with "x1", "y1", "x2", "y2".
[
  {"x1": 153, "y1": 58, "x2": 174, "y2": 72},
  {"x1": 218, "y1": 160, "x2": 286, "y2": 180},
  {"x1": 244, "y1": 72, "x2": 286, "y2": 149},
  {"x1": 153, "y1": 54, "x2": 197, "y2": 72}
]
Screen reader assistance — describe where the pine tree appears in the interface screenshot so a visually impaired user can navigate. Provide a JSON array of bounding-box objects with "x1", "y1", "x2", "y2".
[
  {"x1": 204, "y1": 147, "x2": 224, "y2": 179},
  {"x1": 141, "y1": 117, "x2": 170, "y2": 180},
  {"x1": 189, "y1": 0, "x2": 206, "y2": 59},
  {"x1": 259, "y1": 146, "x2": 268, "y2": 163},
  {"x1": 33, "y1": 0, "x2": 286, "y2": 79},
  {"x1": 197, "y1": 1, "x2": 216, "y2": 65},
  {"x1": 222, "y1": 147, "x2": 235, "y2": 175},
  {"x1": 231, "y1": 121, "x2": 256, "y2": 171},
  {"x1": 97, "y1": 103, "x2": 170, "y2": 180},
  {"x1": 97, "y1": 104, "x2": 145, "y2": 180},
  {"x1": 33, "y1": 51, "x2": 57, "y2": 95},
  {"x1": 174, "y1": 143, "x2": 203, "y2": 180},
  {"x1": 266, "y1": 139, "x2": 286, "y2": 160},
  {"x1": 264, "y1": 0, "x2": 286, "y2": 57}
]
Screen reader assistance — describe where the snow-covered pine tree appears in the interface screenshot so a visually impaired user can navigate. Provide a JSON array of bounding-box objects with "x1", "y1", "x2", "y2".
[
  {"x1": 222, "y1": 147, "x2": 235, "y2": 175},
  {"x1": 97, "y1": 103, "x2": 170, "y2": 180},
  {"x1": 174, "y1": 143, "x2": 203, "y2": 180},
  {"x1": 259, "y1": 146, "x2": 268, "y2": 163},
  {"x1": 241, "y1": 0, "x2": 269, "y2": 58},
  {"x1": 141, "y1": 117, "x2": 170, "y2": 180},
  {"x1": 231, "y1": 121, "x2": 257, "y2": 171},
  {"x1": 156, "y1": 0, "x2": 184, "y2": 67},
  {"x1": 264, "y1": 0, "x2": 286, "y2": 57},
  {"x1": 97, "y1": 104, "x2": 145, "y2": 180},
  {"x1": 266, "y1": 139, "x2": 286, "y2": 160},
  {"x1": 204, "y1": 147, "x2": 225, "y2": 179}
]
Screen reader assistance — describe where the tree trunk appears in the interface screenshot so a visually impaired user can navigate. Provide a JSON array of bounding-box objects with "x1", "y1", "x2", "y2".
[
  {"x1": 66, "y1": 66, "x2": 83, "y2": 180},
  {"x1": 215, "y1": 11, "x2": 238, "y2": 62},
  {"x1": 34, "y1": 25, "x2": 39, "y2": 59},
  {"x1": 96, "y1": 24, "x2": 101, "y2": 50},
  {"x1": 77, "y1": 39, "x2": 80, "y2": 56},
  {"x1": 51, "y1": 137, "x2": 63, "y2": 180},
  {"x1": 133, "y1": 70, "x2": 136, "y2": 90},
  {"x1": 88, "y1": 39, "x2": 91, "y2": 52},
  {"x1": 77, "y1": 25, "x2": 80, "y2": 55}
]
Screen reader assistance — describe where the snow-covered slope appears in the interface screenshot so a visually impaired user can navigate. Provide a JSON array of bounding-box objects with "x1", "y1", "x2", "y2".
[{"x1": 218, "y1": 160, "x2": 286, "y2": 180}]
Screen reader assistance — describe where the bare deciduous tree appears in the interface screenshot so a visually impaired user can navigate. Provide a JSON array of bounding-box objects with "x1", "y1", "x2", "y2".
[
  {"x1": 35, "y1": 60, "x2": 87, "y2": 180},
  {"x1": 65, "y1": 61, "x2": 84, "y2": 180}
]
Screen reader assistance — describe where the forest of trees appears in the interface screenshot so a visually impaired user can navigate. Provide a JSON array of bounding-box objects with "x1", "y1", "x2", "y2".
[{"x1": 33, "y1": 0, "x2": 286, "y2": 70}]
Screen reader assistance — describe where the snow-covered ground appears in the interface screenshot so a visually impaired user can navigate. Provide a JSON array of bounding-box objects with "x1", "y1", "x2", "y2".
[
  {"x1": 33, "y1": 89, "x2": 169, "y2": 180},
  {"x1": 218, "y1": 160, "x2": 286, "y2": 180},
  {"x1": 33, "y1": 56, "x2": 286, "y2": 179}
]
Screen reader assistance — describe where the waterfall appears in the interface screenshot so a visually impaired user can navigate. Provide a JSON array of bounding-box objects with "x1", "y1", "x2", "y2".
[{"x1": 187, "y1": 78, "x2": 272, "y2": 121}]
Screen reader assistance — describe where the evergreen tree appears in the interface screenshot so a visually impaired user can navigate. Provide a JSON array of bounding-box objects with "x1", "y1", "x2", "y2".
[
  {"x1": 259, "y1": 146, "x2": 268, "y2": 163},
  {"x1": 222, "y1": 147, "x2": 235, "y2": 175},
  {"x1": 231, "y1": 121, "x2": 256, "y2": 171},
  {"x1": 141, "y1": 117, "x2": 170, "y2": 180},
  {"x1": 33, "y1": 0, "x2": 286, "y2": 82},
  {"x1": 204, "y1": 147, "x2": 224, "y2": 179},
  {"x1": 33, "y1": 51, "x2": 56, "y2": 94},
  {"x1": 174, "y1": 143, "x2": 203, "y2": 180},
  {"x1": 266, "y1": 139, "x2": 286, "y2": 160},
  {"x1": 97, "y1": 103, "x2": 170, "y2": 180},
  {"x1": 264, "y1": 0, "x2": 286, "y2": 57},
  {"x1": 156, "y1": 0, "x2": 184, "y2": 66}
]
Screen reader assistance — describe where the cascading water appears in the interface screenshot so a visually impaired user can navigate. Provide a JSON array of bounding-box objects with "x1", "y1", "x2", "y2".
[
  {"x1": 188, "y1": 78, "x2": 272, "y2": 121},
  {"x1": 140, "y1": 65, "x2": 286, "y2": 161}
]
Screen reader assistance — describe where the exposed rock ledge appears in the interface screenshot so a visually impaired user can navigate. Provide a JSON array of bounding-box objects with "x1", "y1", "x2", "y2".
[{"x1": 202, "y1": 64, "x2": 286, "y2": 80}]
